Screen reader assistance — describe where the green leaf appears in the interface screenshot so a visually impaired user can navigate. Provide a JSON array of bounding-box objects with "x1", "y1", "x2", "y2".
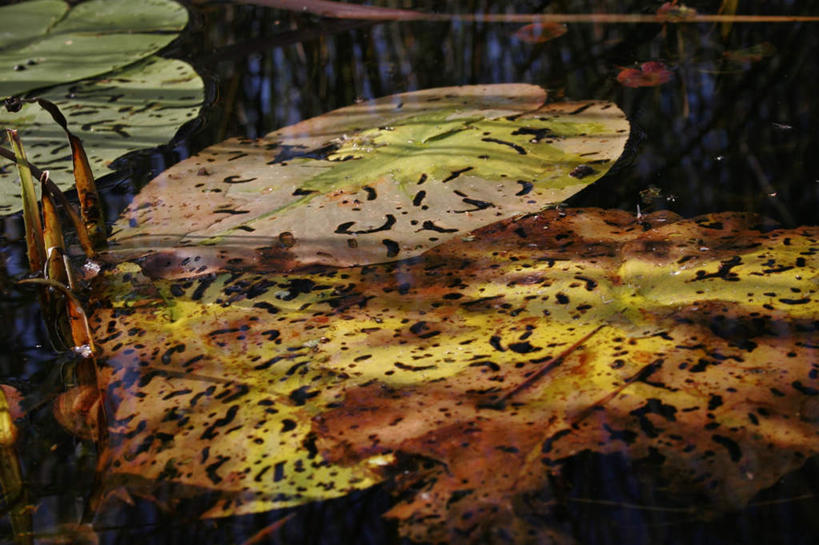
[
  {"x1": 0, "y1": 0, "x2": 188, "y2": 99},
  {"x1": 0, "y1": 57, "x2": 203, "y2": 214},
  {"x1": 109, "y1": 84, "x2": 629, "y2": 269},
  {"x1": 87, "y1": 208, "x2": 818, "y2": 535},
  {"x1": 0, "y1": 0, "x2": 67, "y2": 52}
]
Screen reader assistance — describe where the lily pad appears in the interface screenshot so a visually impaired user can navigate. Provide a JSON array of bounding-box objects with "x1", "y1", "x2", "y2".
[
  {"x1": 0, "y1": 56, "x2": 204, "y2": 214},
  {"x1": 108, "y1": 84, "x2": 629, "y2": 269},
  {"x1": 87, "y1": 208, "x2": 818, "y2": 538},
  {"x1": 0, "y1": 0, "x2": 188, "y2": 99}
]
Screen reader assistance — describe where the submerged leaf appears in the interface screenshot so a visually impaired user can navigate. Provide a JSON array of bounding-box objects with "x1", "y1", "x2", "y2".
[
  {"x1": 108, "y1": 84, "x2": 629, "y2": 269},
  {"x1": 89, "y1": 208, "x2": 818, "y2": 539}
]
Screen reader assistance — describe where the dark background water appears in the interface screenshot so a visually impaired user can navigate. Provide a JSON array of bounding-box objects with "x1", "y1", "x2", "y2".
[{"x1": 1, "y1": 1, "x2": 818, "y2": 543}]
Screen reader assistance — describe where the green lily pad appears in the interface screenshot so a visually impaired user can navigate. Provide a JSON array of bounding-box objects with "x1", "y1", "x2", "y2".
[
  {"x1": 109, "y1": 83, "x2": 629, "y2": 269},
  {"x1": 0, "y1": 0, "x2": 67, "y2": 52},
  {"x1": 0, "y1": 56, "x2": 204, "y2": 214},
  {"x1": 0, "y1": 0, "x2": 188, "y2": 99}
]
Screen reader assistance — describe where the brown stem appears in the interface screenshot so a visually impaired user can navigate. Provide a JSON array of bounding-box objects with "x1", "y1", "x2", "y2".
[{"x1": 236, "y1": 1, "x2": 819, "y2": 23}]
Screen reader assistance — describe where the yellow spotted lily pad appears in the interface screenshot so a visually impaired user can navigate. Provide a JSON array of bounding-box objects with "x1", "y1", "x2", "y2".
[
  {"x1": 88, "y1": 208, "x2": 818, "y2": 539},
  {"x1": 107, "y1": 84, "x2": 629, "y2": 269}
]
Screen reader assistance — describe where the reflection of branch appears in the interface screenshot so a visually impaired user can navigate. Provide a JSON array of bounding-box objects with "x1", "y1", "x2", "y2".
[
  {"x1": 201, "y1": 19, "x2": 371, "y2": 64},
  {"x1": 239, "y1": 0, "x2": 819, "y2": 23},
  {"x1": 483, "y1": 325, "x2": 604, "y2": 409},
  {"x1": 740, "y1": 140, "x2": 795, "y2": 226}
]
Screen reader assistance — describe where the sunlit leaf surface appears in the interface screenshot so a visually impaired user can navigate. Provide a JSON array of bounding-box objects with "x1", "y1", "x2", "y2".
[
  {"x1": 89, "y1": 208, "x2": 818, "y2": 541},
  {"x1": 108, "y1": 84, "x2": 629, "y2": 268}
]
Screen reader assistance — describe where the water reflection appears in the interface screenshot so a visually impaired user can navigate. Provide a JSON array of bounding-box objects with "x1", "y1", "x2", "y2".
[{"x1": 1, "y1": 1, "x2": 818, "y2": 543}]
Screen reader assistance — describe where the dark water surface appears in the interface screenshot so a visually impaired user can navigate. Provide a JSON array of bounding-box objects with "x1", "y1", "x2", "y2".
[{"x1": 1, "y1": 1, "x2": 818, "y2": 544}]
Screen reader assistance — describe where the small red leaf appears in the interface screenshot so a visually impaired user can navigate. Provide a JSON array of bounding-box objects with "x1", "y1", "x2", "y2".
[
  {"x1": 617, "y1": 62, "x2": 673, "y2": 87},
  {"x1": 512, "y1": 22, "x2": 567, "y2": 44},
  {"x1": 657, "y1": 2, "x2": 697, "y2": 21},
  {"x1": 0, "y1": 385, "x2": 24, "y2": 421}
]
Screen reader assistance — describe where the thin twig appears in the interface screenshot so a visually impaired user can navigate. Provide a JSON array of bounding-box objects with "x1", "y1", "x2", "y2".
[{"x1": 485, "y1": 325, "x2": 604, "y2": 408}]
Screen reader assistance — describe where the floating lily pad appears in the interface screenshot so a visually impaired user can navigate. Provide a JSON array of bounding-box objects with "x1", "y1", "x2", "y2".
[
  {"x1": 0, "y1": 56, "x2": 204, "y2": 214},
  {"x1": 0, "y1": 0, "x2": 188, "y2": 99},
  {"x1": 109, "y1": 84, "x2": 629, "y2": 269},
  {"x1": 88, "y1": 208, "x2": 818, "y2": 536}
]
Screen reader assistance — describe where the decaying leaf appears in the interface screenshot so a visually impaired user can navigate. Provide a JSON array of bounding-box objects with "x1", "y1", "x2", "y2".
[
  {"x1": 88, "y1": 207, "x2": 818, "y2": 542},
  {"x1": 107, "y1": 84, "x2": 629, "y2": 269}
]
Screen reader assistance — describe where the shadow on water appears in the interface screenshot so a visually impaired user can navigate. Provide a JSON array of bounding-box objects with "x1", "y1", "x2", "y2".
[{"x1": 1, "y1": 0, "x2": 818, "y2": 543}]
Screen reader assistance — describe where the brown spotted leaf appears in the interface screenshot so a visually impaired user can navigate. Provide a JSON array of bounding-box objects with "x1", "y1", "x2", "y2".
[
  {"x1": 107, "y1": 84, "x2": 629, "y2": 270},
  {"x1": 89, "y1": 208, "x2": 817, "y2": 542}
]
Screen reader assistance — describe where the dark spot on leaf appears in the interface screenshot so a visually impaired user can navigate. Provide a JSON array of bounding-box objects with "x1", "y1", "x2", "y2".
[
  {"x1": 442, "y1": 167, "x2": 474, "y2": 182},
  {"x1": 515, "y1": 181, "x2": 533, "y2": 196},
  {"x1": 200, "y1": 405, "x2": 239, "y2": 440},
  {"x1": 421, "y1": 220, "x2": 458, "y2": 233},
  {"x1": 481, "y1": 137, "x2": 526, "y2": 154},
  {"x1": 281, "y1": 419, "x2": 297, "y2": 432},
  {"x1": 511, "y1": 126, "x2": 556, "y2": 143},
  {"x1": 383, "y1": 239, "x2": 399, "y2": 257},
  {"x1": 569, "y1": 164, "x2": 596, "y2": 178},
  {"x1": 508, "y1": 341, "x2": 540, "y2": 354},
  {"x1": 335, "y1": 214, "x2": 396, "y2": 235},
  {"x1": 792, "y1": 381, "x2": 818, "y2": 395},
  {"x1": 273, "y1": 461, "x2": 286, "y2": 482},
  {"x1": 223, "y1": 175, "x2": 257, "y2": 184},
  {"x1": 712, "y1": 434, "x2": 742, "y2": 462},
  {"x1": 395, "y1": 362, "x2": 437, "y2": 371},
  {"x1": 289, "y1": 386, "x2": 319, "y2": 405},
  {"x1": 205, "y1": 456, "x2": 229, "y2": 484}
]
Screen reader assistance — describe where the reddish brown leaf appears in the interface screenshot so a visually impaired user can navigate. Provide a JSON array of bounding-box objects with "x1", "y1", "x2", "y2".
[
  {"x1": 512, "y1": 22, "x2": 568, "y2": 44},
  {"x1": 617, "y1": 62, "x2": 673, "y2": 87}
]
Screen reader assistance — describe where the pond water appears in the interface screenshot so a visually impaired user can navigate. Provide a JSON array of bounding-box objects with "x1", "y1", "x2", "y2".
[{"x1": 1, "y1": 1, "x2": 818, "y2": 544}]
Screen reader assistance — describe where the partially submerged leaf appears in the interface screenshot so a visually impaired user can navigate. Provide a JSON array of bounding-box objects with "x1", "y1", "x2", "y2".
[
  {"x1": 109, "y1": 84, "x2": 629, "y2": 269},
  {"x1": 1, "y1": 57, "x2": 204, "y2": 215},
  {"x1": 88, "y1": 208, "x2": 818, "y2": 539}
]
